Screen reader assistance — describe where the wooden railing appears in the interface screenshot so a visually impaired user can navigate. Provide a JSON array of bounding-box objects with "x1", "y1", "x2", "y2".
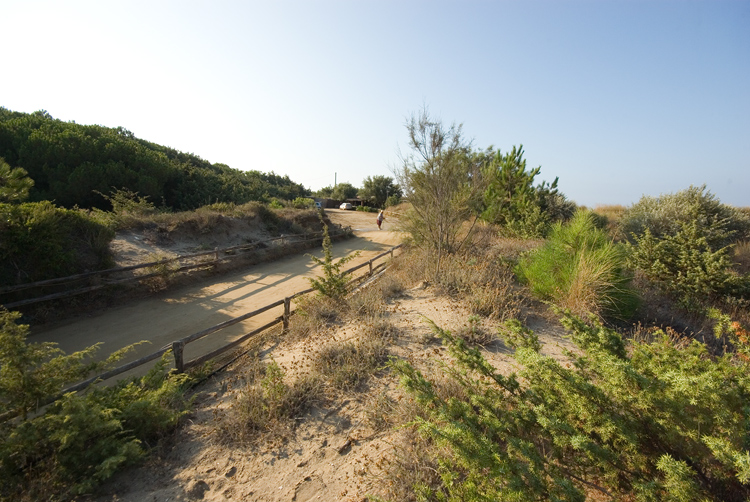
[
  {"x1": 1, "y1": 228, "x2": 352, "y2": 309},
  {"x1": 59, "y1": 244, "x2": 402, "y2": 393}
]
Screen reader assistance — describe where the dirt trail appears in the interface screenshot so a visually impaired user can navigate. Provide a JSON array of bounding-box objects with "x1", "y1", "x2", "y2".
[{"x1": 28, "y1": 210, "x2": 402, "y2": 375}]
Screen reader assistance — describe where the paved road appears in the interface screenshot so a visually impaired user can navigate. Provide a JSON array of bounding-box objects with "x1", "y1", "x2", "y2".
[{"x1": 28, "y1": 210, "x2": 401, "y2": 378}]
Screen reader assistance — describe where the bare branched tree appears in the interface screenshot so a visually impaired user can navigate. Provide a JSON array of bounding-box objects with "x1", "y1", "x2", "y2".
[{"x1": 395, "y1": 108, "x2": 485, "y2": 277}]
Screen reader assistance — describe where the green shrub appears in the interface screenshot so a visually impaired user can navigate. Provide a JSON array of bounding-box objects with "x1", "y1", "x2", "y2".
[
  {"x1": 516, "y1": 209, "x2": 638, "y2": 319},
  {"x1": 268, "y1": 198, "x2": 284, "y2": 209},
  {"x1": 622, "y1": 186, "x2": 750, "y2": 308},
  {"x1": 0, "y1": 201, "x2": 115, "y2": 285},
  {"x1": 291, "y1": 197, "x2": 316, "y2": 209},
  {"x1": 481, "y1": 145, "x2": 574, "y2": 238},
  {"x1": 628, "y1": 220, "x2": 746, "y2": 308},
  {"x1": 355, "y1": 205, "x2": 378, "y2": 213},
  {"x1": 0, "y1": 309, "x2": 191, "y2": 498},
  {"x1": 621, "y1": 185, "x2": 750, "y2": 248},
  {"x1": 385, "y1": 194, "x2": 402, "y2": 208},
  {"x1": 391, "y1": 314, "x2": 750, "y2": 501}
]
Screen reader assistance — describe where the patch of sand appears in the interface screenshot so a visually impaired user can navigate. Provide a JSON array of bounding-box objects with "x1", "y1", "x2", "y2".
[{"x1": 90, "y1": 284, "x2": 573, "y2": 502}]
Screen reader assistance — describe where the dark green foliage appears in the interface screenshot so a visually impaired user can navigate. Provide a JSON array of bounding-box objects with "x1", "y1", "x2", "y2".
[
  {"x1": 315, "y1": 182, "x2": 359, "y2": 201},
  {"x1": 392, "y1": 313, "x2": 750, "y2": 501},
  {"x1": 359, "y1": 175, "x2": 402, "y2": 208},
  {"x1": 0, "y1": 309, "x2": 192, "y2": 499},
  {"x1": 0, "y1": 107, "x2": 309, "y2": 212},
  {"x1": 0, "y1": 201, "x2": 115, "y2": 285},
  {"x1": 355, "y1": 205, "x2": 378, "y2": 213},
  {"x1": 517, "y1": 210, "x2": 639, "y2": 319},
  {"x1": 0, "y1": 158, "x2": 34, "y2": 203},
  {"x1": 629, "y1": 221, "x2": 745, "y2": 307},
  {"x1": 481, "y1": 145, "x2": 574, "y2": 238},
  {"x1": 623, "y1": 186, "x2": 750, "y2": 308}
]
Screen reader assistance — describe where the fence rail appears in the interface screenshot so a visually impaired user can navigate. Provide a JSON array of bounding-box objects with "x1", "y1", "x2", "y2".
[
  {"x1": 1, "y1": 228, "x2": 351, "y2": 309},
  {"x1": 0, "y1": 242, "x2": 403, "y2": 423},
  {"x1": 55, "y1": 244, "x2": 402, "y2": 396}
]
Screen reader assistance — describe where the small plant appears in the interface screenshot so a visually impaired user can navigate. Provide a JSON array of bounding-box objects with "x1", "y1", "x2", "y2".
[
  {"x1": 456, "y1": 314, "x2": 494, "y2": 346},
  {"x1": 307, "y1": 215, "x2": 360, "y2": 299},
  {"x1": 268, "y1": 198, "x2": 284, "y2": 209},
  {"x1": 311, "y1": 321, "x2": 392, "y2": 392},
  {"x1": 291, "y1": 197, "x2": 316, "y2": 209},
  {"x1": 139, "y1": 252, "x2": 179, "y2": 292}
]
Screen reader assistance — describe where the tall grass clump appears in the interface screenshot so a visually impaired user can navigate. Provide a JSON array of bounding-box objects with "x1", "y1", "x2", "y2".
[{"x1": 517, "y1": 209, "x2": 638, "y2": 319}]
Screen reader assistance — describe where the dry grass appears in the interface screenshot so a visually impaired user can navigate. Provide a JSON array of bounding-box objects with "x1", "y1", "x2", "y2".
[
  {"x1": 214, "y1": 357, "x2": 324, "y2": 446},
  {"x1": 348, "y1": 275, "x2": 404, "y2": 318},
  {"x1": 369, "y1": 371, "x2": 468, "y2": 502},
  {"x1": 310, "y1": 318, "x2": 397, "y2": 394},
  {"x1": 287, "y1": 295, "x2": 346, "y2": 341},
  {"x1": 455, "y1": 315, "x2": 496, "y2": 346},
  {"x1": 116, "y1": 201, "x2": 328, "y2": 238},
  {"x1": 593, "y1": 204, "x2": 627, "y2": 222},
  {"x1": 592, "y1": 204, "x2": 628, "y2": 239},
  {"x1": 387, "y1": 237, "x2": 531, "y2": 323},
  {"x1": 370, "y1": 427, "x2": 443, "y2": 502}
]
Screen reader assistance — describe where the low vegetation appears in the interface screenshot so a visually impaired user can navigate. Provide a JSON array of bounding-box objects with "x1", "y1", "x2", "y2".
[
  {"x1": 622, "y1": 185, "x2": 750, "y2": 311},
  {"x1": 0, "y1": 309, "x2": 193, "y2": 501},
  {"x1": 0, "y1": 201, "x2": 114, "y2": 285},
  {"x1": 390, "y1": 311, "x2": 750, "y2": 501}
]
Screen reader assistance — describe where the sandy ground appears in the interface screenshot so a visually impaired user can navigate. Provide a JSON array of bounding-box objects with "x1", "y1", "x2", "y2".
[
  {"x1": 28, "y1": 210, "x2": 401, "y2": 378},
  {"x1": 28, "y1": 208, "x2": 573, "y2": 501},
  {"x1": 87, "y1": 283, "x2": 572, "y2": 502}
]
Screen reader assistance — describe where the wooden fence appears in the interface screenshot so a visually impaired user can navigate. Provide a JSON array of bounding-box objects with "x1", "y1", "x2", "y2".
[
  {"x1": 53, "y1": 244, "x2": 402, "y2": 397},
  {"x1": 0, "y1": 228, "x2": 351, "y2": 309}
]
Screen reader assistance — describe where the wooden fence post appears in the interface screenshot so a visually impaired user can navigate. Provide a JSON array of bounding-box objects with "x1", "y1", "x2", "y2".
[
  {"x1": 283, "y1": 297, "x2": 291, "y2": 332},
  {"x1": 368, "y1": 260, "x2": 373, "y2": 275},
  {"x1": 173, "y1": 340, "x2": 185, "y2": 373},
  {"x1": 214, "y1": 247, "x2": 219, "y2": 261}
]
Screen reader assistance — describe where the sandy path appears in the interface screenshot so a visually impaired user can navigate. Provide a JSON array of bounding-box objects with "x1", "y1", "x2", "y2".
[{"x1": 28, "y1": 210, "x2": 402, "y2": 377}]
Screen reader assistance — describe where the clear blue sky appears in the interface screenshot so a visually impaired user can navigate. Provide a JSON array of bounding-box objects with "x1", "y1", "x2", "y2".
[{"x1": 3, "y1": 0, "x2": 748, "y2": 207}]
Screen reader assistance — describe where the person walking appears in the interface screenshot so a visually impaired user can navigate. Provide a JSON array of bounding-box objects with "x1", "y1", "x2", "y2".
[{"x1": 376, "y1": 210, "x2": 385, "y2": 230}]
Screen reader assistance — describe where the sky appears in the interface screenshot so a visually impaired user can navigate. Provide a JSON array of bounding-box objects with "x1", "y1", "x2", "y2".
[{"x1": 2, "y1": 0, "x2": 748, "y2": 207}]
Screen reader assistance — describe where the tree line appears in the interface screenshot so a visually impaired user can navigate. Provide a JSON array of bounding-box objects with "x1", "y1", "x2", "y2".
[{"x1": 0, "y1": 108, "x2": 308, "y2": 211}]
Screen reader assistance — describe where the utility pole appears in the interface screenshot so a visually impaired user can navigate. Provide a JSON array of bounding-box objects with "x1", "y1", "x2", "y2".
[{"x1": 334, "y1": 172, "x2": 337, "y2": 187}]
